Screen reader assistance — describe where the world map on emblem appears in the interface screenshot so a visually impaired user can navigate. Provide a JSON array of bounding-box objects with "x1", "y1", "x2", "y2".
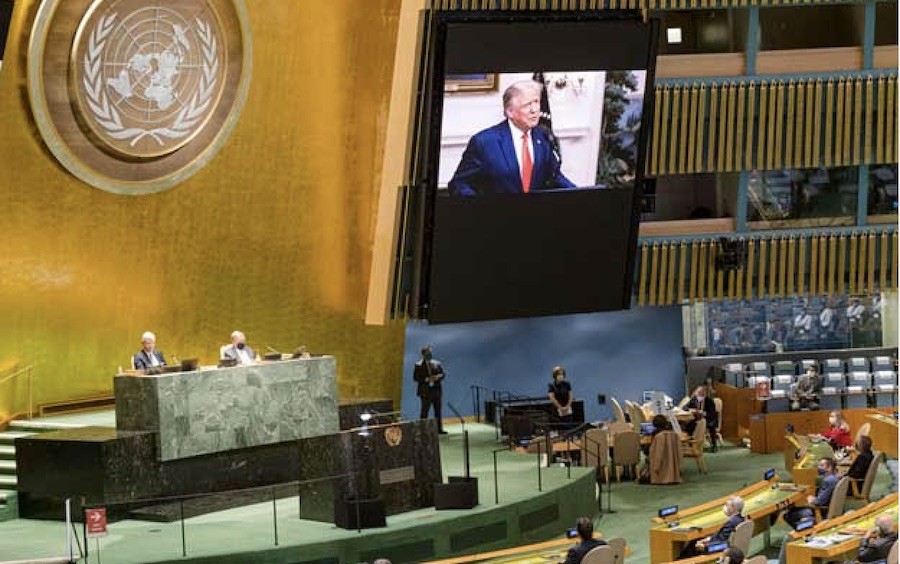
[{"x1": 73, "y1": 1, "x2": 226, "y2": 158}]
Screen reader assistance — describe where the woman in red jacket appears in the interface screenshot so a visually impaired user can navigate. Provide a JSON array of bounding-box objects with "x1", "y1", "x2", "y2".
[{"x1": 812, "y1": 410, "x2": 853, "y2": 449}]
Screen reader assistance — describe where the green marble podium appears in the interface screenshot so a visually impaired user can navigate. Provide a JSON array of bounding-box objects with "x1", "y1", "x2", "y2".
[{"x1": 114, "y1": 357, "x2": 339, "y2": 461}]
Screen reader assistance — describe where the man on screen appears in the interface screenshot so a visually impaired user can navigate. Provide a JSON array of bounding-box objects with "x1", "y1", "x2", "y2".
[{"x1": 448, "y1": 80, "x2": 575, "y2": 197}]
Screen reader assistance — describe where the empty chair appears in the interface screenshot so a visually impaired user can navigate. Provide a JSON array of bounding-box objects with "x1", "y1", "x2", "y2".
[
  {"x1": 746, "y1": 361, "x2": 770, "y2": 381},
  {"x1": 610, "y1": 398, "x2": 627, "y2": 425},
  {"x1": 772, "y1": 360, "x2": 795, "y2": 376},
  {"x1": 582, "y1": 428, "x2": 609, "y2": 484},
  {"x1": 848, "y1": 357, "x2": 870, "y2": 373},
  {"x1": 629, "y1": 402, "x2": 648, "y2": 426},
  {"x1": 581, "y1": 545, "x2": 617, "y2": 564},
  {"x1": 728, "y1": 519, "x2": 754, "y2": 555},
  {"x1": 819, "y1": 368, "x2": 846, "y2": 411},
  {"x1": 872, "y1": 356, "x2": 893, "y2": 371},
  {"x1": 814, "y1": 476, "x2": 850, "y2": 521},
  {"x1": 724, "y1": 363, "x2": 744, "y2": 387},
  {"x1": 746, "y1": 374, "x2": 771, "y2": 391},
  {"x1": 822, "y1": 359, "x2": 845, "y2": 374},
  {"x1": 683, "y1": 418, "x2": 708, "y2": 473},
  {"x1": 606, "y1": 537, "x2": 626, "y2": 563},
  {"x1": 873, "y1": 370, "x2": 898, "y2": 407},
  {"x1": 769, "y1": 374, "x2": 794, "y2": 412},
  {"x1": 846, "y1": 371, "x2": 872, "y2": 408},
  {"x1": 612, "y1": 430, "x2": 641, "y2": 482}
]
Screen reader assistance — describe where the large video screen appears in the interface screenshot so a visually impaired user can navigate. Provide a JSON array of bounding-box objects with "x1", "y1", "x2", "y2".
[{"x1": 415, "y1": 13, "x2": 659, "y2": 323}]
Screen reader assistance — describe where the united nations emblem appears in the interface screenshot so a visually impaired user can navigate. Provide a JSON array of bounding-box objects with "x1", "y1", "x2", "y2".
[
  {"x1": 384, "y1": 425, "x2": 403, "y2": 447},
  {"x1": 28, "y1": 0, "x2": 251, "y2": 194}
]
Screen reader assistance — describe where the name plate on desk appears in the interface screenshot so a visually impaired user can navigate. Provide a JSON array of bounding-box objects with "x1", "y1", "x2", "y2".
[
  {"x1": 115, "y1": 357, "x2": 339, "y2": 461},
  {"x1": 379, "y1": 466, "x2": 415, "y2": 485}
]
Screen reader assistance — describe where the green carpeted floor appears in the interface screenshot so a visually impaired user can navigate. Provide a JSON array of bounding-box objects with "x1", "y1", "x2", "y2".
[{"x1": 0, "y1": 415, "x2": 895, "y2": 562}]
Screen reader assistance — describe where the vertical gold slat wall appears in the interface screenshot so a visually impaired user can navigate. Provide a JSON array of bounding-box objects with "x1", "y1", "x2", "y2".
[
  {"x1": 646, "y1": 75, "x2": 898, "y2": 176},
  {"x1": 635, "y1": 231, "x2": 898, "y2": 306}
]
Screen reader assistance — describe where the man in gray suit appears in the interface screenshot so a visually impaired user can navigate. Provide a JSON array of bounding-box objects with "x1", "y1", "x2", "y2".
[
  {"x1": 133, "y1": 331, "x2": 167, "y2": 370},
  {"x1": 221, "y1": 330, "x2": 257, "y2": 365}
]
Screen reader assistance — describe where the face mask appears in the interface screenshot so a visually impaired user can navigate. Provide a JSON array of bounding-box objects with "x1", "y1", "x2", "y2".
[
  {"x1": 829, "y1": 417, "x2": 837, "y2": 425},
  {"x1": 697, "y1": 395, "x2": 705, "y2": 401},
  {"x1": 236, "y1": 342, "x2": 245, "y2": 350},
  {"x1": 423, "y1": 352, "x2": 432, "y2": 361},
  {"x1": 817, "y1": 466, "x2": 827, "y2": 475}
]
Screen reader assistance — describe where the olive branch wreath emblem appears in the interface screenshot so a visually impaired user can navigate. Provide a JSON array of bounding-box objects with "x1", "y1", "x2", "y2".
[{"x1": 82, "y1": 13, "x2": 219, "y2": 147}]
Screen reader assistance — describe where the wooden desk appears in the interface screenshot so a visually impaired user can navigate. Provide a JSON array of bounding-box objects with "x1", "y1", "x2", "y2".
[
  {"x1": 867, "y1": 411, "x2": 898, "y2": 459},
  {"x1": 425, "y1": 533, "x2": 618, "y2": 563},
  {"x1": 663, "y1": 552, "x2": 725, "y2": 564},
  {"x1": 648, "y1": 479, "x2": 809, "y2": 563},
  {"x1": 784, "y1": 493, "x2": 898, "y2": 564}
]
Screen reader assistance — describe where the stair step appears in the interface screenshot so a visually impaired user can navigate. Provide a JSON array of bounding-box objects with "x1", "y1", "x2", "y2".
[
  {"x1": 8, "y1": 420, "x2": 84, "y2": 432},
  {"x1": 0, "y1": 460, "x2": 15, "y2": 472},
  {"x1": 0, "y1": 431, "x2": 33, "y2": 445},
  {"x1": 0, "y1": 476, "x2": 16, "y2": 487},
  {"x1": 0, "y1": 446, "x2": 14, "y2": 460}
]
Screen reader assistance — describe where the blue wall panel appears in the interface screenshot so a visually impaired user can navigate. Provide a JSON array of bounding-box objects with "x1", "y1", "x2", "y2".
[{"x1": 401, "y1": 306, "x2": 686, "y2": 424}]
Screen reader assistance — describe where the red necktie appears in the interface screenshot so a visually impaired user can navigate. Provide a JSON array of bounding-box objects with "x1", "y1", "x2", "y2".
[{"x1": 521, "y1": 132, "x2": 533, "y2": 193}]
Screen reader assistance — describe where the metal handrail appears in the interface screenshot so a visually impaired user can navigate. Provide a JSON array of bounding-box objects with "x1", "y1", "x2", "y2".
[{"x1": 0, "y1": 364, "x2": 35, "y2": 420}]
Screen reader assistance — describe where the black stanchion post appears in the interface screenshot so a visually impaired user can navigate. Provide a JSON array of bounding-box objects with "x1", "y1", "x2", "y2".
[
  {"x1": 81, "y1": 507, "x2": 88, "y2": 561},
  {"x1": 492, "y1": 450, "x2": 500, "y2": 505},
  {"x1": 566, "y1": 436, "x2": 572, "y2": 479},
  {"x1": 180, "y1": 499, "x2": 187, "y2": 557},
  {"x1": 606, "y1": 447, "x2": 617, "y2": 514},
  {"x1": 536, "y1": 441, "x2": 543, "y2": 492},
  {"x1": 272, "y1": 487, "x2": 279, "y2": 546},
  {"x1": 297, "y1": 482, "x2": 302, "y2": 520}
]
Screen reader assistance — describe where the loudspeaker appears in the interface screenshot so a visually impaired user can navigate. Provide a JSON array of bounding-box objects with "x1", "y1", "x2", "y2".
[
  {"x1": 434, "y1": 476, "x2": 479, "y2": 510},
  {"x1": 333, "y1": 496, "x2": 386, "y2": 529}
]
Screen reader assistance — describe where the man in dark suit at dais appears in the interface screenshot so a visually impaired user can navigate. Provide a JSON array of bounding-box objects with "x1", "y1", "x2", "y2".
[{"x1": 448, "y1": 80, "x2": 576, "y2": 197}]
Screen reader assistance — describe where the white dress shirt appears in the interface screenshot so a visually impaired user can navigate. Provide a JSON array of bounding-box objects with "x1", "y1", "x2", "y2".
[{"x1": 508, "y1": 121, "x2": 534, "y2": 174}]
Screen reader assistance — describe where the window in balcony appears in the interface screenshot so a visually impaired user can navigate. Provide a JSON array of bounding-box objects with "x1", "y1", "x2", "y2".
[
  {"x1": 747, "y1": 167, "x2": 859, "y2": 229},
  {"x1": 759, "y1": 5, "x2": 865, "y2": 51},
  {"x1": 868, "y1": 164, "x2": 898, "y2": 219},
  {"x1": 656, "y1": 9, "x2": 747, "y2": 55},
  {"x1": 641, "y1": 173, "x2": 739, "y2": 223},
  {"x1": 875, "y1": 2, "x2": 899, "y2": 46}
]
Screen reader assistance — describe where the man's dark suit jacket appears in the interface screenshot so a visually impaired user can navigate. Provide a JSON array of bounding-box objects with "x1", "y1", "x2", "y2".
[
  {"x1": 448, "y1": 121, "x2": 576, "y2": 196},
  {"x1": 413, "y1": 359, "x2": 444, "y2": 398},
  {"x1": 857, "y1": 531, "x2": 897, "y2": 562},
  {"x1": 710, "y1": 513, "x2": 746, "y2": 544},
  {"x1": 564, "y1": 538, "x2": 606, "y2": 564},
  {"x1": 686, "y1": 395, "x2": 718, "y2": 428},
  {"x1": 222, "y1": 344, "x2": 256, "y2": 364},
  {"x1": 133, "y1": 350, "x2": 166, "y2": 370}
]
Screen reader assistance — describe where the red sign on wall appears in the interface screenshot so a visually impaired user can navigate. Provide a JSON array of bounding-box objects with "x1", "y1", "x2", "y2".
[{"x1": 85, "y1": 508, "x2": 107, "y2": 538}]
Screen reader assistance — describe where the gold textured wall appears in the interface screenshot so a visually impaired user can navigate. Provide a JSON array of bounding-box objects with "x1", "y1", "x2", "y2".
[{"x1": 0, "y1": 0, "x2": 405, "y2": 413}]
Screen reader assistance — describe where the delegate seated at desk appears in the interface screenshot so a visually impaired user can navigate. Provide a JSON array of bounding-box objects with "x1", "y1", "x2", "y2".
[
  {"x1": 133, "y1": 331, "x2": 166, "y2": 370},
  {"x1": 857, "y1": 513, "x2": 899, "y2": 562},
  {"x1": 783, "y1": 456, "x2": 840, "y2": 528},
  {"x1": 221, "y1": 330, "x2": 258, "y2": 365},
  {"x1": 678, "y1": 497, "x2": 748, "y2": 558}
]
